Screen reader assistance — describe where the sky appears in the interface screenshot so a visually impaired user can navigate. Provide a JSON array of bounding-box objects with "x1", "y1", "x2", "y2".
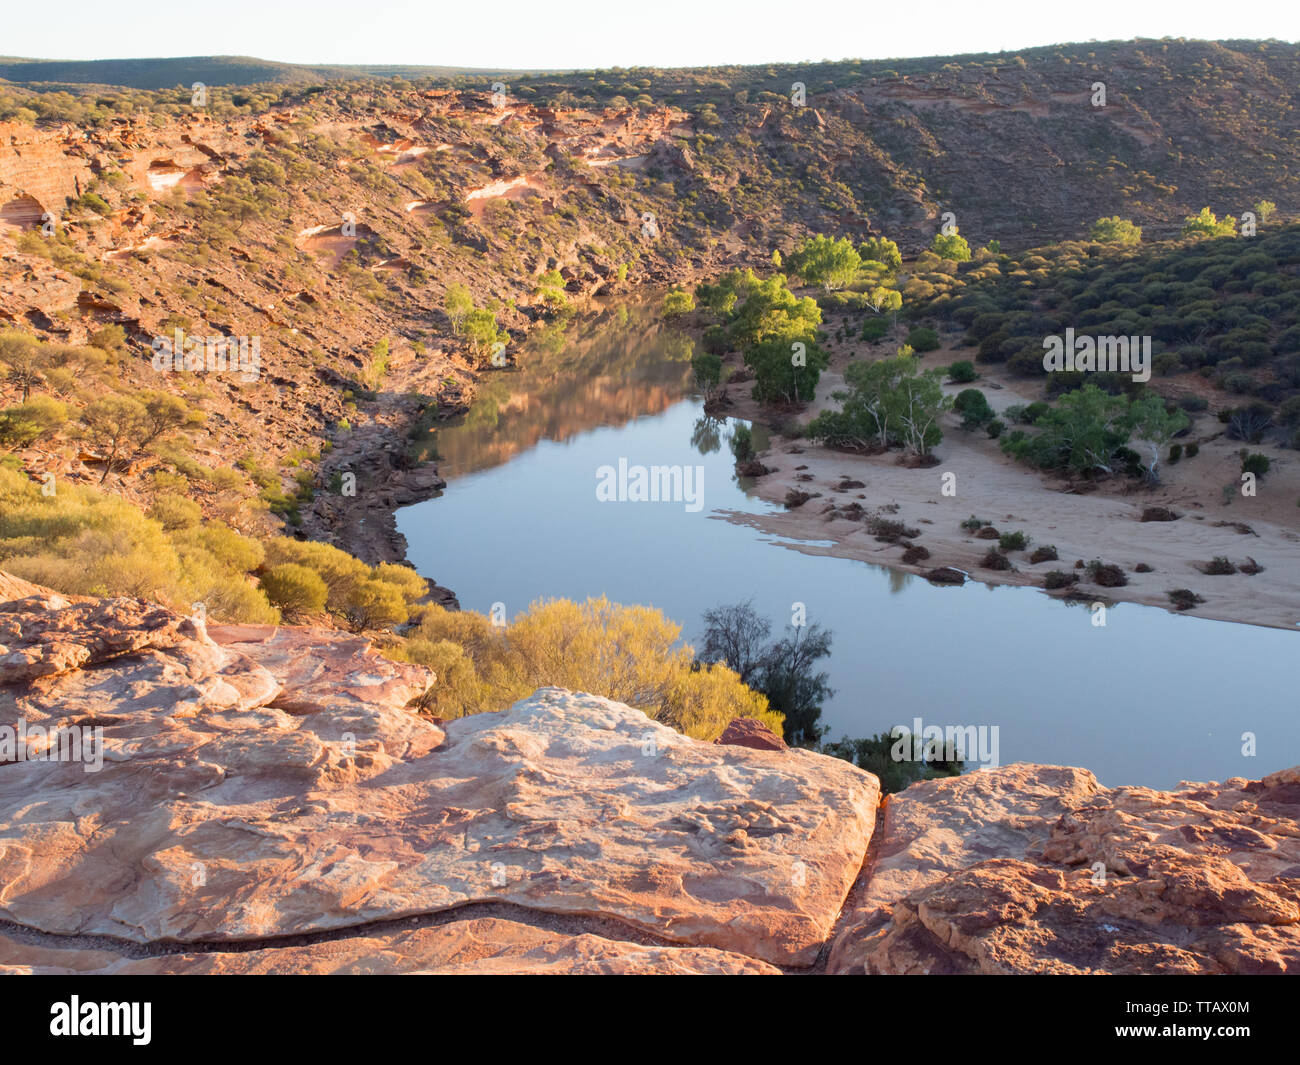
[{"x1": 4, "y1": 0, "x2": 1298, "y2": 70}]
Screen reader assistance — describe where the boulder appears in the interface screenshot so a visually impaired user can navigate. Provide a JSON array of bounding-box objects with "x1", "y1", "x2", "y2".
[{"x1": 715, "y1": 717, "x2": 788, "y2": 752}]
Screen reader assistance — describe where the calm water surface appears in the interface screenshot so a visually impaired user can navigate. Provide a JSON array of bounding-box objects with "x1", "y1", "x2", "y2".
[{"x1": 399, "y1": 300, "x2": 1299, "y2": 788}]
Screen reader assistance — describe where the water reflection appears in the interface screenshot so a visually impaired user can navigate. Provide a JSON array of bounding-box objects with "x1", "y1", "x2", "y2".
[
  {"x1": 427, "y1": 298, "x2": 700, "y2": 481},
  {"x1": 691, "y1": 415, "x2": 723, "y2": 455}
]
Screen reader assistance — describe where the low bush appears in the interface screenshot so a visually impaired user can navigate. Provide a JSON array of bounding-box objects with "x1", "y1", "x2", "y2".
[
  {"x1": 1168, "y1": 588, "x2": 1205, "y2": 610},
  {"x1": 947, "y1": 360, "x2": 977, "y2": 383},
  {"x1": 1085, "y1": 560, "x2": 1128, "y2": 586},
  {"x1": 900, "y1": 544, "x2": 930, "y2": 564},
  {"x1": 906, "y1": 326, "x2": 940, "y2": 352},
  {"x1": 1241, "y1": 452, "x2": 1271, "y2": 477},
  {"x1": 999, "y1": 530, "x2": 1030, "y2": 551},
  {"x1": 146, "y1": 493, "x2": 202, "y2": 530}
]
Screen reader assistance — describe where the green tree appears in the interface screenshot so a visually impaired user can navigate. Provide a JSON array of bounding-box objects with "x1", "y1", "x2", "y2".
[
  {"x1": 1003, "y1": 384, "x2": 1132, "y2": 473},
  {"x1": 1090, "y1": 216, "x2": 1143, "y2": 245},
  {"x1": 808, "y1": 352, "x2": 950, "y2": 455},
  {"x1": 746, "y1": 336, "x2": 829, "y2": 404},
  {"x1": 691, "y1": 351, "x2": 722, "y2": 394},
  {"x1": 1181, "y1": 207, "x2": 1235, "y2": 238},
  {"x1": 863, "y1": 285, "x2": 902, "y2": 316},
  {"x1": 757, "y1": 624, "x2": 834, "y2": 747},
  {"x1": 533, "y1": 270, "x2": 568, "y2": 311},
  {"x1": 887, "y1": 360, "x2": 951, "y2": 456},
  {"x1": 727, "y1": 274, "x2": 821, "y2": 350},
  {"x1": 857, "y1": 236, "x2": 902, "y2": 271},
  {"x1": 786, "y1": 234, "x2": 862, "y2": 292},
  {"x1": 0, "y1": 395, "x2": 68, "y2": 450},
  {"x1": 661, "y1": 288, "x2": 696, "y2": 318},
  {"x1": 444, "y1": 283, "x2": 474, "y2": 335},
  {"x1": 930, "y1": 228, "x2": 972, "y2": 262},
  {"x1": 1126, "y1": 394, "x2": 1189, "y2": 478},
  {"x1": 698, "y1": 602, "x2": 834, "y2": 747},
  {"x1": 1253, "y1": 200, "x2": 1276, "y2": 225},
  {"x1": 696, "y1": 268, "x2": 756, "y2": 316},
  {"x1": 80, "y1": 395, "x2": 147, "y2": 483},
  {"x1": 0, "y1": 331, "x2": 47, "y2": 401},
  {"x1": 463, "y1": 308, "x2": 503, "y2": 363}
]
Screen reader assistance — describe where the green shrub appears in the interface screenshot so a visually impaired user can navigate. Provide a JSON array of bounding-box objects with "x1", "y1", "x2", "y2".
[
  {"x1": 954, "y1": 388, "x2": 994, "y2": 429},
  {"x1": 999, "y1": 530, "x2": 1030, "y2": 551},
  {"x1": 260, "y1": 562, "x2": 328, "y2": 616},
  {"x1": 175, "y1": 523, "x2": 265, "y2": 572},
  {"x1": 147, "y1": 493, "x2": 202, "y2": 530},
  {"x1": 1241, "y1": 452, "x2": 1271, "y2": 477},
  {"x1": 907, "y1": 327, "x2": 940, "y2": 352},
  {"x1": 661, "y1": 288, "x2": 696, "y2": 318},
  {"x1": 860, "y1": 317, "x2": 889, "y2": 343},
  {"x1": 947, "y1": 360, "x2": 977, "y2": 383},
  {"x1": 0, "y1": 396, "x2": 68, "y2": 449}
]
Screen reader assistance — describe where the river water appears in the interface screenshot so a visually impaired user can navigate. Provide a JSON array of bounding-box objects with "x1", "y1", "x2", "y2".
[{"x1": 398, "y1": 299, "x2": 1299, "y2": 788}]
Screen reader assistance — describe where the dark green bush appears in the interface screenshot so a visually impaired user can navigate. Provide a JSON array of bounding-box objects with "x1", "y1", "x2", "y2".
[{"x1": 907, "y1": 327, "x2": 940, "y2": 352}]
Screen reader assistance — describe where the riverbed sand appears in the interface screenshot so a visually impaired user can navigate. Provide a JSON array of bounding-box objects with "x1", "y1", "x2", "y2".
[{"x1": 721, "y1": 333, "x2": 1300, "y2": 631}]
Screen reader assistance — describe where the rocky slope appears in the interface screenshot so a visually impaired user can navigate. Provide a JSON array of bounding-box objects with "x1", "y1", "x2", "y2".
[
  {"x1": 3, "y1": 40, "x2": 1299, "y2": 580},
  {"x1": 1, "y1": 574, "x2": 1295, "y2": 974}
]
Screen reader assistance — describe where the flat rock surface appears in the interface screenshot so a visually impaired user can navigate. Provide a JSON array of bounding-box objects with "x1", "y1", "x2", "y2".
[
  {"x1": 0, "y1": 584, "x2": 878, "y2": 969},
  {"x1": 829, "y1": 764, "x2": 1300, "y2": 974}
]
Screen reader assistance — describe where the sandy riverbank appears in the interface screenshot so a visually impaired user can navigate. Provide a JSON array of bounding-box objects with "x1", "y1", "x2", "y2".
[{"x1": 722, "y1": 333, "x2": 1300, "y2": 631}]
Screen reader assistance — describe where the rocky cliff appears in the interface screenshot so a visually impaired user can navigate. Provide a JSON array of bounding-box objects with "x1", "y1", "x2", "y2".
[{"x1": 1, "y1": 576, "x2": 1296, "y2": 974}]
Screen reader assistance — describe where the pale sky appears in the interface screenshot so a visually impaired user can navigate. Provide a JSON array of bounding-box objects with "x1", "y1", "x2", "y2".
[{"x1": 5, "y1": 0, "x2": 1298, "y2": 70}]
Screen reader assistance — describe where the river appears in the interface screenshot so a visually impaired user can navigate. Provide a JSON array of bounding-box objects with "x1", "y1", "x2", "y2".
[{"x1": 398, "y1": 298, "x2": 1299, "y2": 788}]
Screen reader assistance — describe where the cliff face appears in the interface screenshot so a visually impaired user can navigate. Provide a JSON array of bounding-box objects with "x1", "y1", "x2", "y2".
[
  {"x1": 3, "y1": 42, "x2": 1299, "y2": 573},
  {"x1": 0, "y1": 575, "x2": 1296, "y2": 974}
]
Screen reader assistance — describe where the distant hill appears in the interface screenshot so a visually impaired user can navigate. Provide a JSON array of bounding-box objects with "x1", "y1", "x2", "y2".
[{"x1": 0, "y1": 55, "x2": 548, "y2": 90}]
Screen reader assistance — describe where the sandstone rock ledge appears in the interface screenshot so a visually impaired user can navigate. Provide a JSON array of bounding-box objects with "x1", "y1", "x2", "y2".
[
  {"x1": 2, "y1": 580, "x2": 1296, "y2": 975},
  {"x1": 0, "y1": 583, "x2": 876, "y2": 973},
  {"x1": 828, "y1": 765, "x2": 1300, "y2": 974}
]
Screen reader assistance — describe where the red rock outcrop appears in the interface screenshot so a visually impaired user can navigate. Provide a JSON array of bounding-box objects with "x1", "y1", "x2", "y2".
[
  {"x1": 0, "y1": 580, "x2": 877, "y2": 972},
  {"x1": 828, "y1": 765, "x2": 1300, "y2": 974},
  {"x1": 3, "y1": 577, "x2": 1296, "y2": 975}
]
